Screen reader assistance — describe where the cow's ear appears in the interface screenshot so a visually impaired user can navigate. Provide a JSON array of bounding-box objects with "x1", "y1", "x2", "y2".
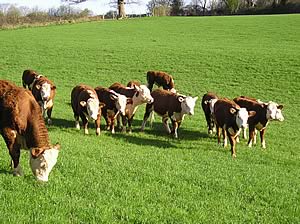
[
  {"x1": 31, "y1": 148, "x2": 45, "y2": 158},
  {"x1": 204, "y1": 100, "x2": 208, "y2": 105},
  {"x1": 51, "y1": 86, "x2": 56, "y2": 90},
  {"x1": 80, "y1": 101, "x2": 87, "y2": 107},
  {"x1": 99, "y1": 102, "x2": 105, "y2": 108},
  {"x1": 110, "y1": 94, "x2": 117, "y2": 101},
  {"x1": 229, "y1": 108, "x2": 236, "y2": 114},
  {"x1": 277, "y1": 104, "x2": 283, "y2": 109},
  {"x1": 248, "y1": 111, "x2": 256, "y2": 118},
  {"x1": 35, "y1": 85, "x2": 41, "y2": 90},
  {"x1": 178, "y1": 96, "x2": 184, "y2": 102}
]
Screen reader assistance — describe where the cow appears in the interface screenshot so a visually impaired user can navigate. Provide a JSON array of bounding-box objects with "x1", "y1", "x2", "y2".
[
  {"x1": 127, "y1": 80, "x2": 141, "y2": 88},
  {"x1": 213, "y1": 98, "x2": 256, "y2": 158},
  {"x1": 0, "y1": 86, "x2": 60, "y2": 182},
  {"x1": 201, "y1": 92, "x2": 219, "y2": 135},
  {"x1": 31, "y1": 76, "x2": 56, "y2": 125},
  {"x1": 141, "y1": 89, "x2": 198, "y2": 138},
  {"x1": 109, "y1": 82, "x2": 154, "y2": 133},
  {"x1": 233, "y1": 96, "x2": 284, "y2": 149},
  {"x1": 94, "y1": 86, "x2": 128, "y2": 134},
  {"x1": 71, "y1": 84, "x2": 104, "y2": 135},
  {"x1": 146, "y1": 71, "x2": 176, "y2": 93},
  {"x1": 22, "y1": 69, "x2": 42, "y2": 90}
]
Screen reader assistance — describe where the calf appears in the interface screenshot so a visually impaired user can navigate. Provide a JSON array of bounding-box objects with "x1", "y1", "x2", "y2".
[
  {"x1": 71, "y1": 84, "x2": 104, "y2": 135},
  {"x1": 213, "y1": 99, "x2": 255, "y2": 158},
  {"x1": 0, "y1": 86, "x2": 60, "y2": 182},
  {"x1": 201, "y1": 92, "x2": 219, "y2": 135},
  {"x1": 109, "y1": 82, "x2": 153, "y2": 133},
  {"x1": 94, "y1": 86, "x2": 127, "y2": 134},
  {"x1": 22, "y1": 69, "x2": 42, "y2": 90},
  {"x1": 233, "y1": 96, "x2": 284, "y2": 148},
  {"x1": 31, "y1": 76, "x2": 56, "y2": 125},
  {"x1": 146, "y1": 71, "x2": 176, "y2": 93},
  {"x1": 141, "y1": 89, "x2": 198, "y2": 138}
]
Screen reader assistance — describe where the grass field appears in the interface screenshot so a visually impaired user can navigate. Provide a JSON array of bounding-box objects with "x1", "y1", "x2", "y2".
[{"x1": 0, "y1": 14, "x2": 299, "y2": 223}]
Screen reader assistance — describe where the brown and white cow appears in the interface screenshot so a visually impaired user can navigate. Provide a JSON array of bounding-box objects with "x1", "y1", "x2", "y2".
[
  {"x1": 0, "y1": 86, "x2": 60, "y2": 182},
  {"x1": 22, "y1": 69, "x2": 42, "y2": 90},
  {"x1": 109, "y1": 82, "x2": 153, "y2": 133},
  {"x1": 94, "y1": 86, "x2": 128, "y2": 134},
  {"x1": 213, "y1": 98, "x2": 255, "y2": 158},
  {"x1": 141, "y1": 89, "x2": 198, "y2": 138},
  {"x1": 31, "y1": 76, "x2": 56, "y2": 125},
  {"x1": 146, "y1": 71, "x2": 176, "y2": 93},
  {"x1": 233, "y1": 96, "x2": 284, "y2": 149},
  {"x1": 201, "y1": 92, "x2": 219, "y2": 135},
  {"x1": 71, "y1": 84, "x2": 104, "y2": 135}
]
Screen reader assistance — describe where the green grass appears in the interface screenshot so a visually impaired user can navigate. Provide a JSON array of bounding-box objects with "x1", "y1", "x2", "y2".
[{"x1": 0, "y1": 15, "x2": 299, "y2": 223}]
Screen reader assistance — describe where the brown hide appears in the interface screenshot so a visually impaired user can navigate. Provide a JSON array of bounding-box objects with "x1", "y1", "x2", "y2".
[
  {"x1": 22, "y1": 70, "x2": 39, "y2": 89},
  {"x1": 201, "y1": 92, "x2": 219, "y2": 134},
  {"x1": 151, "y1": 89, "x2": 181, "y2": 116},
  {"x1": 127, "y1": 80, "x2": 141, "y2": 88},
  {"x1": 146, "y1": 71, "x2": 175, "y2": 91},
  {"x1": 0, "y1": 80, "x2": 17, "y2": 97},
  {"x1": 109, "y1": 82, "x2": 136, "y2": 98}
]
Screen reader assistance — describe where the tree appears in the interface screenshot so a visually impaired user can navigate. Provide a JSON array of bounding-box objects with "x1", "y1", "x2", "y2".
[
  {"x1": 170, "y1": 0, "x2": 184, "y2": 15},
  {"x1": 147, "y1": 0, "x2": 171, "y2": 16}
]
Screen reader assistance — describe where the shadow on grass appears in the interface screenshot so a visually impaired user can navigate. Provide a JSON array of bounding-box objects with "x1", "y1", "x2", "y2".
[
  {"x1": 49, "y1": 118, "x2": 74, "y2": 128},
  {"x1": 0, "y1": 168, "x2": 11, "y2": 175}
]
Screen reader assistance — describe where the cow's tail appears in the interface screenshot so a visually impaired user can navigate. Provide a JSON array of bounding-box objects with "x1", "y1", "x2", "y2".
[{"x1": 149, "y1": 110, "x2": 155, "y2": 128}]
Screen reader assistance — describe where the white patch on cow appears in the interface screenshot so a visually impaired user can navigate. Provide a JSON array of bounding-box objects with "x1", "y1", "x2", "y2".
[
  {"x1": 86, "y1": 98, "x2": 100, "y2": 121},
  {"x1": 266, "y1": 102, "x2": 284, "y2": 121},
  {"x1": 45, "y1": 99, "x2": 53, "y2": 109},
  {"x1": 223, "y1": 136, "x2": 227, "y2": 147},
  {"x1": 96, "y1": 127, "x2": 100, "y2": 136},
  {"x1": 208, "y1": 98, "x2": 218, "y2": 115},
  {"x1": 13, "y1": 164, "x2": 24, "y2": 176},
  {"x1": 137, "y1": 85, "x2": 154, "y2": 104},
  {"x1": 170, "y1": 88, "x2": 176, "y2": 93},
  {"x1": 254, "y1": 129, "x2": 257, "y2": 144},
  {"x1": 30, "y1": 145, "x2": 59, "y2": 182},
  {"x1": 248, "y1": 139, "x2": 253, "y2": 147},
  {"x1": 75, "y1": 121, "x2": 80, "y2": 129},
  {"x1": 235, "y1": 108, "x2": 249, "y2": 129},
  {"x1": 84, "y1": 128, "x2": 89, "y2": 135},
  {"x1": 262, "y1": 139, "x2": 266, "y2": 149},
  {"x1": 11, "y1": 130, "x2": 17, "y2": 139},
  {"x1": 181, "y1": 96, "x2": 198, "y2": 115},
  {"x1": 40, "y1": 83, "x2": 51, "y2": 102},
  {"x1": 115, "y1": 93, "x2": 127, "y2": 116}
]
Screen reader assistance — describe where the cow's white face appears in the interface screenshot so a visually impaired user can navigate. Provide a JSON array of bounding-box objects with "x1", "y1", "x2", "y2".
[
  {"x1": 208, "y1": 98, "x2": 218, "y2": 114},
  {"x1": 266, "y1": 102, "x2": 284, "y2": 121},
  {"x1": 235, "y1": 108, "x2": 249, "y2": 129},
  {"x1": 86, "y1": 98, "x2": 100, "y2": 121},
  {"x1": 30, "y1": 144, "x2": 60, "y2": 182},
  {"x1": 114, "y1": 93, "x2": 127, "y2": 116},
  {"x1": 179, "y1": 96, "x2": 198, "y2": 115},
  {"x1": 40, "y1": 83, "x2": 51, "y2": 102},
  {"x1": 134, "y1": 85, "x2": 154, "y2": 104}
]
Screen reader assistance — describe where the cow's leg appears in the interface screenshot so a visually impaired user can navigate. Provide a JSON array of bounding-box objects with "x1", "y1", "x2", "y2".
[
  {"x1": 74, "y1": 114, "x2": 80, "y2": 130},
  {"x1": 46, "y1": 107, "x2": 53, "y2": 125},
  {"x1": 216, "y1": 125, "x2": 222, "y2": 145},
  {"x1": 141, "y1": 103, "x2": 153, "y2": 131},
  {"x1": 2, "y1": 128, "x2": 23, "y2": 176},
  {"x1": 116, "y1": 114, "x2": 122, "y2": 130},
  {"x1": 254, "y1": 129, "x2": 258, "y2": 145},
  {"x1": 247, "y1": 126, "x2": 256, "y2": 147},
  {"x1": 127, "y1": 115, "x2": 135, "y2": 134},
  {"x1": 162, "y1": 116, "x2": 171, "y2": 134},
  {"x1": 95, "y1": 114, "x2": 101, "y2": 136},
  {"x1": 80, "y1": 114, "x2": 89, "y2": 135},
  {"x1": 228, "y1": 133, "x2": 237, "y2": 158},
  {"x1": 243, "y1": 126, "x2": 248, "y2": 139},
  {"x1": 222, "y1": 128, "x2": 227, "y2": 147},
  {"x1": 110, "y1": 117, "x2": 115, "y2": 134},
  {"x1": 205, "y1": 111, "x2": 213, "y2": 135},
  {"x1": 171, "y1": 119, "x2": 179, "y2": 138},
  {"x1": 121, "y1": 115, "x2": 127, "y2": 133},
  {"x1": 260, "y1": 129, "x2": 266, "y2": 149}
]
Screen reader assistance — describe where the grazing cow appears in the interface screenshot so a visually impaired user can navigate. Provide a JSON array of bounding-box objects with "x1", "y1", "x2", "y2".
[
  {"x1": 0, "y1": 86, "x2": 60, "y2": 182},
  {"x1": 109, "y1": 82, "x2": 153, "y2": 133},
  {"x1": 22, "y1": 69, "x2": 42, "y2": 90},
  {"x1": 71, "y1": 84, "x2": 104, "y2": 135},
  {"x1": 146, "y1": 71, "x2": 176, "y2": 93},
  {"x1": 141, "y1": 89, "x2": 198, "y2": 138},
  {"x1": 233, "y1": 96, "x2": 284, "y2": 148},
  {"x1": 31, "y1": 76, "x2": 56, "y2": 125},
  {"x1": 213, "y1": 99, "x2": 255, "y2": 158},
  {"x1": 0, "y1": 80, "x2": 17, "y2": 97},
  {"x1": 94, "y1": 86, "x2": 128, "y2": 134},
  {"x1": 127, "y1": 80, "x2": 141, "y2": 88},
  {"x1": 201, "y1": 92, "x2": 219, "y2": 135}
]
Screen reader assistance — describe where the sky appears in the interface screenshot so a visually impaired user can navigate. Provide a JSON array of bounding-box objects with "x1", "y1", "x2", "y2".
[{"x1": 0, "y1": 0, "x2": 149, "y2": 15}]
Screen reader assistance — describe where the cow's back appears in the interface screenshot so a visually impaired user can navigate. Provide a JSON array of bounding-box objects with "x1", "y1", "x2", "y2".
[
  {"x1": 0, "y1": 80, "x2": 17, "y2": 97},
  {"x1": 151, "y1": 89, "x2": 180, "y2": 115},
  {"x1": 71, "y1": 84, "x2": 97, "y2": 110},
  {"x1": 109, "y1": 82, "x2": 135, "y2": 98},
  {"x1": 95, "y1": 86, "x2": 115, "y2": 109},
  {"x1": 214, "y1": 99, "x2": 240, "y2": 127}
]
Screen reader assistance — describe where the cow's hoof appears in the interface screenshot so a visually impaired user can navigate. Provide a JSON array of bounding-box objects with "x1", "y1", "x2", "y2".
[{"x1": 47, "y1": 119, "x2": 52, "y2": 125}]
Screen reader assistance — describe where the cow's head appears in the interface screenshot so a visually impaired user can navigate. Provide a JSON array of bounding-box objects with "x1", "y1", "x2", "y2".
[
  {"x1": 266, "y1": 101, "x2": 284, "y2": 121},
  {"x1": 230, "y1": 107, "x2": 256, "y2": 129},
  {"x1": 80, "y1": 97, "x2": 100, "y2": 121},
  {"x1": 133, "y1": 85, "x2": 154, "y2": 104},
  {"x1": 36, "y1": 83, "x2": 56, "y2": 109},
  {"x1": 30, "y1": 143, "x2": 60, "y2": 182},
  {"x1": 110, "y1": 90, "x2": 127, "y2": 116},
  {"x1": 205, "y1": 98, "x2": 218, "y2": 115},
  {"x1": 178, "y1": 95, "x2": 198, "y2": 115}
]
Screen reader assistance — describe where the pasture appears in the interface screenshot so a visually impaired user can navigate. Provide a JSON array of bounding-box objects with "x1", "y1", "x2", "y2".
[{"x1": 0, "y1": 14, "x2": 299, "y2": 223}]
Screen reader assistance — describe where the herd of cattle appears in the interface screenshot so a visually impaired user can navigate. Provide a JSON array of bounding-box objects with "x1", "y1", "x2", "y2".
[{"x1": 0, "y1": 69, "x2": 284, "y2": 181}]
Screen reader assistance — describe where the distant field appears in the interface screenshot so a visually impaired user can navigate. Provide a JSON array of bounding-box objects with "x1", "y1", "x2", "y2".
[{"x1": 0, "y1": 15, "x2": 299, "y2": 223}]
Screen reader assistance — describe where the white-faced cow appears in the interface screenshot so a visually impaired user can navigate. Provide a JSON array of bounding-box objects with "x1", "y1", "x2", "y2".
[
  {"x1": 22, "y1": 69, "x2": 42, "y2": 90},
  {"x1": 233, "y1": 96, "x2": 284, "y2": 149},
  {"x1": 31, "y1": 76, "x2": 56, "y2": 125},
  {"x1": 146, "y1": 71, "x2": 176, "y2": 93},
  {"x1": 109, "y1": 82, "x2": 153, "y2": 133},
  {"x1": 141, "y1": 89, "x2": 198, "y2": 138},
  {"x1": 71, "y1": 84, "x2": 104, "y2": 135},
  {"x1": 94, "y1": 86, "x2": 128, "y2": 134},
  {"x1": 201, "y1": 92, "x2": 219, "y2": 135},
  {"x1": 213, "y1": 98, "x2": 256, "y2": 158},
  {"x1": 0, "y1": 86, "x2": 60, "y2": 182}
]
